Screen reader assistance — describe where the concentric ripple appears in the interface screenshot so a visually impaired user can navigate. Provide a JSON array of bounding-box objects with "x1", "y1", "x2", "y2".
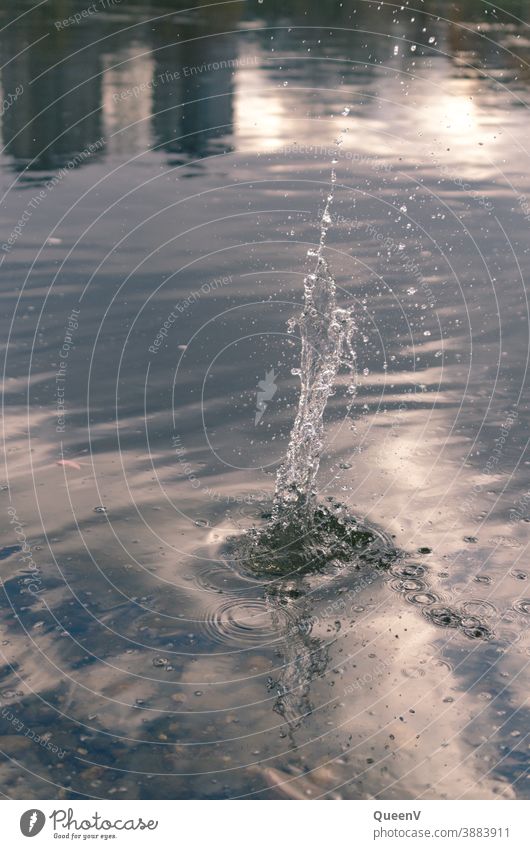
[
  {"x1": 406, "y1": 590, "x2": 440, "y2": 607},
  {"x1": 199, "y1": 596, "x2": 292, "y2": 649},
  {"x1": 513, "y1": 598, "x2": 530, "y2": 616},
  {"x1": 423, "y1": 605, "x2": 462, "y2": 629}
]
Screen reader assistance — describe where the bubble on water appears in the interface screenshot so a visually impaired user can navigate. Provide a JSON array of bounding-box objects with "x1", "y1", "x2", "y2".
[
  {"x1": 390, "y1": 562, "x2": 425, "y2": 579},
  {"x1": 406, "y1": 591, "x2": 439, "y2": 606},
  {"x1": 341, "y1": 106, "x2": 351, "y2": 116},
  {"x1": 463, "y1": 625, "x2": 493, "y2": 641},
  {"x1": 423, "y1": 605, "x2": 461, "y2": 628},
  {"x1": 428, "y1": 36, "x2": 436, "y2": 43},
  {"x1": 513, "y1": 598, "x2": 530, "y2": 616},
  {"x1": 391, "y1": 578, "x2": 425, "y2": 593}
]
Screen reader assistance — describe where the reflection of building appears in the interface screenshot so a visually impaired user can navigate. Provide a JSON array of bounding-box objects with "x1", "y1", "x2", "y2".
[
  {"x1": 150, "y1": 7, "x2": 242, "y2": 160},
  {"x1": 0, "y1": 6, "x2": 104, "y2": 171}
]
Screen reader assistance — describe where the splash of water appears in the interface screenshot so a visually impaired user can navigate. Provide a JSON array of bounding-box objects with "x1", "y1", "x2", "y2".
[
  {"x1": 224, "y1": 142, "x2": 492, "y2": 647},
  {"x1": 274, "y1": 155, "x2": 356, "y2": 518}
]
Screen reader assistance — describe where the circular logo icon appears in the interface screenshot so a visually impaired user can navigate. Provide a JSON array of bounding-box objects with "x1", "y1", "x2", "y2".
[{"x1": 20, "y1": 810, "x2": 46, "y2": 837}]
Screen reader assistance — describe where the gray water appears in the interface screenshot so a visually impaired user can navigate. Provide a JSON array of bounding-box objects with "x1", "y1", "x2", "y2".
[{"x1": 0, "y1": 0, "x2": 529, "y2": 800}]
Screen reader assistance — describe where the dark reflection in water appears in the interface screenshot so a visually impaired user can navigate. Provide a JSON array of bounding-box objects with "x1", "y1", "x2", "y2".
[
  {"x1": 0, "y1": 0, "x2": 530, "y2": 800},
  {"x1": 3, "y1": 0, "x2": 530, "y2": 171},
  {"x1": 0, "y1": 3, "x2": 105, "y2": 171}
]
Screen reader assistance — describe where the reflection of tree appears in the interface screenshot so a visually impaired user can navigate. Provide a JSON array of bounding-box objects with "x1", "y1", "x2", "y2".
[
  {"x1": 447, "y1": 1, "x2": 530, "y2": 81},
  {"x1": 150, "y1": 5, "x2": 241, "y2": 160},
  {"x1": 0, "y1": 5, "x2": 104, "y2": 171}
]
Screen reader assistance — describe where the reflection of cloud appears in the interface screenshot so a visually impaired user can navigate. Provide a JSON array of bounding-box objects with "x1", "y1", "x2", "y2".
[
  {"x1": 425, "y1": 86, "x2": 479, "y2": 137},
  {"x1": 235, "y1": 65, "x2": 289, "y2": 153}
]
